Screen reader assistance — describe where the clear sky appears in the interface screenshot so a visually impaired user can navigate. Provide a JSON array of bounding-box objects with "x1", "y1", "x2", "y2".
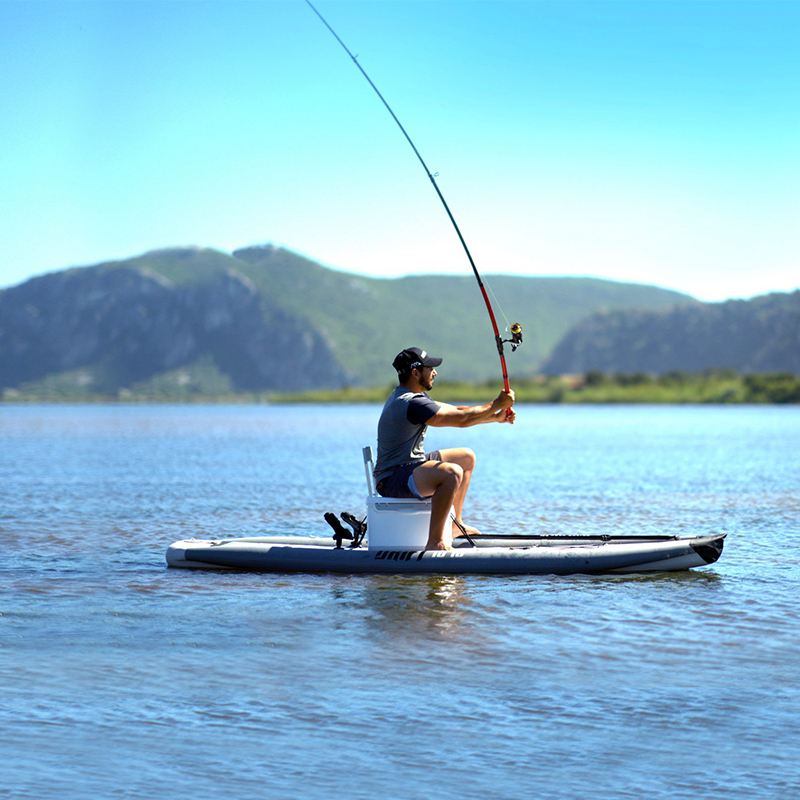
[{"x1": 1, "y1": 0, "x2": 798, "y2": 301}]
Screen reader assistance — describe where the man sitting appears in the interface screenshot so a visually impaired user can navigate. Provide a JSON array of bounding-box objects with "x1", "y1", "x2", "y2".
[{"x1": 373, "y1": 347, "x2": 515, "y2": 550}]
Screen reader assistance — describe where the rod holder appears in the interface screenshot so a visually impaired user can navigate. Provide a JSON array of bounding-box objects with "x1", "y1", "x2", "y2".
[{"x1": 362, "y1": 446, "x2": 375, "y2": 496}]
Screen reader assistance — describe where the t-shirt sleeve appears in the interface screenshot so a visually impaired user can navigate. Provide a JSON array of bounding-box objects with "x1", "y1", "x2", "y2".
[{"x1": 407, "y1": 394, "x2": 440, "y2": 426}]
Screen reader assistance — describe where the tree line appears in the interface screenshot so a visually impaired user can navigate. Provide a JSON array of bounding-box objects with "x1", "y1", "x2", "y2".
[{"x1": 3, "y1": 370, "x2": 799, "y2": 404}]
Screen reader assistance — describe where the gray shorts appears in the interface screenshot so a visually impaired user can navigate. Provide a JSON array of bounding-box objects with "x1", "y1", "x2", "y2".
[{"x1": 375, "y1": 451, "x2": 442, "y2": 500}]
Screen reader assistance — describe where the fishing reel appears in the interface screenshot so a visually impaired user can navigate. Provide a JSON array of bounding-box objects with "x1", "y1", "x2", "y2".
[{"x1": 501, "y1": 323, "x2": 523, "y2": 352}]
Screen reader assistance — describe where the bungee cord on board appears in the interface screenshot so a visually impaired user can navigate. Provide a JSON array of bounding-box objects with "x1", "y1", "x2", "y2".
[{"x1": 305, "y1": 0, "x2": 523, "y2": 391}]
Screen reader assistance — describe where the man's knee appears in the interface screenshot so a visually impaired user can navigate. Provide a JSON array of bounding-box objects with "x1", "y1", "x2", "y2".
[
  {"x1": 460, "y1": 448, "x2": 476, "y2": 471},
  {"x1": 413, "y1": 460, "x2": 463, "y2": 498},
  {"x1": 439, "y1": 461, "x2": 463, "y2": 491},
  {"x1": 439, "y1": 447, "x2": 476, "y2": 471}
]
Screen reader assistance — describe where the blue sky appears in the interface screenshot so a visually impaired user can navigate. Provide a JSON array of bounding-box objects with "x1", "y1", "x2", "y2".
[{"x1": 1, "y1": 0, "x2": 798, "y2": 301}]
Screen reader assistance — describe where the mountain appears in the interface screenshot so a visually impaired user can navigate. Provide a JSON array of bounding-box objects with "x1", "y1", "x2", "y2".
[
  {"x1": 228, "y1": 245, "x2": 695, "y2": 386},
  {"x1": 541, "y1": 291, "x2": 800, "y2": 375},
  {"x1": 0, "y1": 245, "x2": 695, "y2": 395},
  {"x1": 0, "y1": 251, "x2": 347, "y2": 394}
]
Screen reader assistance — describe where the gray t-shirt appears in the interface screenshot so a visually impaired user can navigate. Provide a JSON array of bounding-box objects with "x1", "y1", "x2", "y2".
[{"x1": 373, "y1": 386, "x2": 440, "y2": 484}]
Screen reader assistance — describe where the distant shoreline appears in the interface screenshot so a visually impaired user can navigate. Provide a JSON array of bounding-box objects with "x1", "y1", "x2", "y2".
[{"x1": 3, "y1": 372, "x2": 799, "y2": 405}]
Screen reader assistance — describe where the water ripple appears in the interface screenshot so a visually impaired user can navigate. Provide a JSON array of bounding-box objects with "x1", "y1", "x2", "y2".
[{"x1": 2, "y1": 405, "x2": 799, "y2": 798}]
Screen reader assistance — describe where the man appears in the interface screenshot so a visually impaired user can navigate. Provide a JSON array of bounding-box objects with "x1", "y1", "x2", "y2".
[{"x1": 373, "y1": 347, "x2": 515, "y2": 551}]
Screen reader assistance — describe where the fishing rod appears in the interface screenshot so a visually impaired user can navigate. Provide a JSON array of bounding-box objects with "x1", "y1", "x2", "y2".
[{"x1": 305, "y1": 0, "x2": 523, "y2": 400}]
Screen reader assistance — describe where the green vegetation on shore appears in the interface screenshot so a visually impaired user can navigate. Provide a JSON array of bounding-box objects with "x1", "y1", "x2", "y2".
[
  {"x1": 5, "y1": 371, "x2": 798, "y2": 404},
  {"x1": 273, "y1": 371, "x2": 800, "y2": 404}
]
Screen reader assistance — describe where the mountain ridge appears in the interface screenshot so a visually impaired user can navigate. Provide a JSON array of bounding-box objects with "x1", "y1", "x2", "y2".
[
  {"x1": 542, "y1": 291, "x2": 800, "y2": 375},
  {"x1": 0, "y1": 243, "x2": 750, "y2": 396}
]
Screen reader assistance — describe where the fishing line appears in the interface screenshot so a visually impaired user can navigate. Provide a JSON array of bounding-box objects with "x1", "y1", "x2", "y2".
[
  {"x1": 484, "y1": 276, "x2": 513, "y2": 332},
  {"x1": 305, "y1": 0, "x2": 523, "y2": 392}
]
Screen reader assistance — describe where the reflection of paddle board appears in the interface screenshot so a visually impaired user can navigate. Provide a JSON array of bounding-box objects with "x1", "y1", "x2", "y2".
[{"x1": 166, "y1": 532, "x2": 725, "y2": 575}]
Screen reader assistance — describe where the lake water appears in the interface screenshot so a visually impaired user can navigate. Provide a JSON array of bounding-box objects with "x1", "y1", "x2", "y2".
[{"x1": 2, "y1": 403, "x2": 799, "y2": 799}]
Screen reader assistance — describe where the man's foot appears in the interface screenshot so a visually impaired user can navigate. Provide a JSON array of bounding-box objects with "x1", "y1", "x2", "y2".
[
  {"x1": 453, "y1": 520, "x2": 481, "y2": 538},
  {"x1": 425, "y1": 540, "x2": 453, "y2": 551}
]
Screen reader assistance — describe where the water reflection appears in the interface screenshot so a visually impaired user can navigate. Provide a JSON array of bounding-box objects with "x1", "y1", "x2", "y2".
[{"x1": 357, "y1": 575, "x2": 470, "y2": 639}]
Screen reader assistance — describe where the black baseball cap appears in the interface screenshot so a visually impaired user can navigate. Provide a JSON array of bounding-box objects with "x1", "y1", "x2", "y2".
[{"x1": 392, "y1": 347, "x2": 443, "y2": 373}]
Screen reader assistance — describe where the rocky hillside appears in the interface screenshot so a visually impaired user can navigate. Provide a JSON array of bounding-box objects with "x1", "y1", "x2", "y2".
[
  {"x1": 0, "y1": 255, "x2": 346, "y2": 394},
  {"x1": 541, "y1": 291, "x2": 800, "y2": 375},
  {"x1": 0, "y1": 245, "x2": 696, "y2": 395}
]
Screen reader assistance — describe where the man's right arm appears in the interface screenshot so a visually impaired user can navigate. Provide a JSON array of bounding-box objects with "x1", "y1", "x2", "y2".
[{"x1": 426, "y1": 390, "x2": 515, "y2": 428}]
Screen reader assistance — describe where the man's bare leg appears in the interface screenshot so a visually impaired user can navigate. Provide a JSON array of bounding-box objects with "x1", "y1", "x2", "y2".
[
  {"x1": 411, "y1": 461, "x2": 463, "y2": 550},
  {"x1": 436, "y1": 448, "x2": 480, "y2": 536}
]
